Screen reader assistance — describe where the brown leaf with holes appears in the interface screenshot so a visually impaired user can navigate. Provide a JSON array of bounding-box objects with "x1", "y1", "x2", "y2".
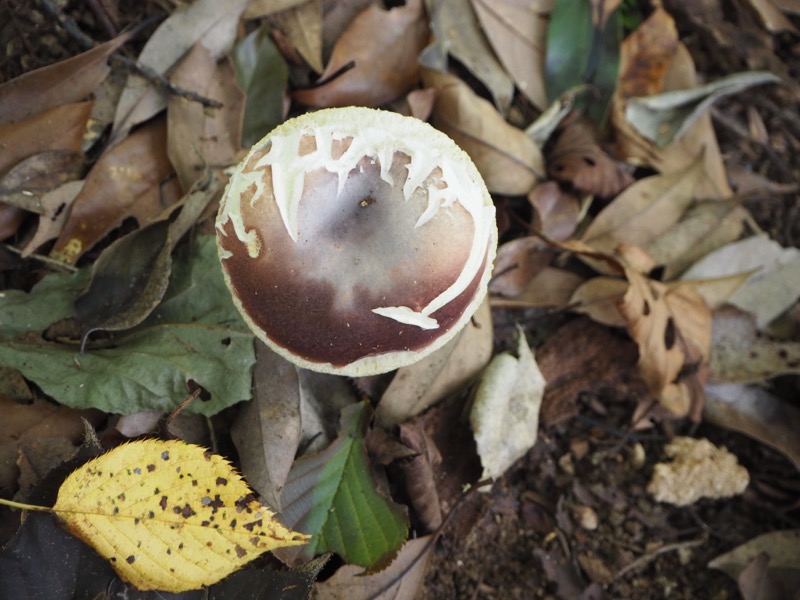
[
  {"x1": 619, "y1": 259, "x2": 711, "y2": 422},
  {"x1": 50, "y1": 117, "x2": 182, "y2": 264},
  {"x1": 546, "y1": 116, "x2": 633, "y2": 198},
  {"x1": 292, "y1": 0, "x2": 429, "y2": 107}
]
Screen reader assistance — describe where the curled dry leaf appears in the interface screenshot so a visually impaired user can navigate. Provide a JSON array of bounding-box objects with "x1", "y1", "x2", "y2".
[
  {"x1": 267, "y1": 0, "x2": 323, "y2": 73},
  {"x1": 292, "y1": 0, "x2": 429, "y2": 107},
  {"x1": 490, "y1": 237, "x2": 553, "y2": 298},
  {"x1": 424, "y1": 70, "x2": 544, "y2": 195},
  {"x1": 490, "y1": 267, "x2": 584, "y2": 310},
  {"x1": 529, "y1": 180, "x2": 580, "y2": 241},
  {"x1": 546, "y1": 116, "x2": 633, "y2": 198},
  {"x1": 396, "y1": 423, "x2": 443, "y2": 532},
  {"x1": 54, "y1": 439, "x2": 309, "y2": 592},
  {"x1": 620, "y1": 263, "x2": 711, "y2": 420}
]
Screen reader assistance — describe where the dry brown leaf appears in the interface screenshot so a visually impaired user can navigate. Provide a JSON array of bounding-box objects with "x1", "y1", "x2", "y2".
[
  {"x1": 424, "y1": 70, "x2": 544, "y2": 195},
  {"x1": 581, "y1": 155, "x2": 704, "y2": 255},
  {"x1": 612, "y1": 10, "x2": 732, "y2": 198},
  {"x1": 570, "y1": 276, "x2": 628, "y2": 327},
  {"x1": 546, "y1": 116, "x2": 633, "y2": 198},
  {"x1": 292, "y1": 0, "x2": 428, "y2": 107},
  {"x1": 406, "y1": 87, "x2": 437, "y2": 121},
  {"x1": 528, "y1": 181, "x2": 580, "y2": 241},
  {"x1": 490, "y1": 237, "x2": 553, "y2": 297},
  {"x1": 678, "y1": 272, "x2": 753, "y2": 311},
  {"x1": 269, "y1": 0, "x2": 324, "y2": 73},
  {"x1": 490, "y1": 267, "x2": 584, "y2": 309},
  {"x1": 168, "y1": 43, "x2": 244, "y2": 190},
  {"x1": 619, "y1": 263, "x2": 711, "y2": 420},
  {"x1": 470, "y1": 0, "x2": 551, "y2": 109},
  {"x1": 376, "y1": 300, "x2": 493, "y2": 427},
  {"x1": 21, "y1": 181, "x2": 85, "y2": 257},
  {"x1": 50, "y1": 117, "x2": 182, "y2": 264},
  {"x1": 0, "y1": 101, "x2": 92, "y2": 176},
  {"x1": 0, "y1": 32, "x2": 133, "y2": 125},
  {"x1": 314, "y1": 535, "x2": 435, "y2": 600},
  {"x1": 0, "y1": 150, "x2": 83, "y2": 211},
  {"x1": 396, "y1": 423, "x2": 443, "y2": 532}
]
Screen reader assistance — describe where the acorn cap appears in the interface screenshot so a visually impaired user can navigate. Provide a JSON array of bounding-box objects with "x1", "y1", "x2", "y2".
[{"x1": 216, "y1": 107, "x2": 497, "y2": 376}]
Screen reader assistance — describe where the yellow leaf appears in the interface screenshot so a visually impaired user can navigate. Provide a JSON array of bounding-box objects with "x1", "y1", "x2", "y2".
[{"x1": 53, "y1": 439, "x2": 309, "y2": 592}]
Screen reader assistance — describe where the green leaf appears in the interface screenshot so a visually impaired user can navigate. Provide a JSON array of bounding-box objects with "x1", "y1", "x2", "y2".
[
  {"x1": 281, "y1": 401, "x2": 409, "y2": 568},
  {"x1": 233, "y1": 25, "x2": 289, "y2": 147},
  {"x1": 545, "y1": 0, "x2": 621, "y2": 127},
  {"x1": 0, "y1": 236, "x2": 255, "y2": 416}
]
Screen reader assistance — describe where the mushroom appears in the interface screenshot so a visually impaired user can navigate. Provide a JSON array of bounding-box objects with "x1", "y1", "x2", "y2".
[{"x1": 216, "y1": 107, "x2": 497, "y2": 376}]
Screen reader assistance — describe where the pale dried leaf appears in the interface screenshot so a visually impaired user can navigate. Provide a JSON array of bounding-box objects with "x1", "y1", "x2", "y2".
[
  {"x1": 647, "y1": 201, "x2": 747, "y2": 279},
  {"x1": 269, "y1": 0, "x2": 323, "y2": 73},
  {"x1": 581, "y1": 156, "x2": 704, "y2": 254},
  {"x1": 471, "y1": 0, "x2": 552, "y2": 109},
  {"x1": 471, "y1": 326, "x2": 545, "y2": 480},
  {"x1": 21, "y1": 180, "x2": 84, "y2": 257},
  {"x1": 112, "y1": 0, "x2": 250, "y2": 138},
  {"x1": 744, "y1": 0, "x2": 799, "y2": 31},
  {"x1": 710, "y1": 307, "x2": 800, "y2": 383},
  {"x1": 377, "y1": 300, "x2": 493, "y2": 427},
  {"x1": 424, "y1": 70, "x2": 544, "y2": 195},
  {"x1": 243, "y1": 0, "x2": 309, "y2": 19}
]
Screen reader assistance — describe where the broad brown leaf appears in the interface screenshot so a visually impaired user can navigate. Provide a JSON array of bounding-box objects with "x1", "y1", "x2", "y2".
[
  {"x1": 50, "y1": 117, "x2": 182, "y2": 264},
  {"x1": 293, "y1": 0, "x2": 429, "y2": 107}
]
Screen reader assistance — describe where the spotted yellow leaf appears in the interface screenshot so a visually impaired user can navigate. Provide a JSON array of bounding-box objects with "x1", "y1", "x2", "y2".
[{"x1": 53, "y1": 439, "x2": 309, "y2": 592}]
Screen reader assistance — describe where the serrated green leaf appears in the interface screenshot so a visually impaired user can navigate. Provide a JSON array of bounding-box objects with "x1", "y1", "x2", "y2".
[
  {"x1": 545, "y1": 0, "x2": 621, "y2": 126},
  {"x1": 0, "y1": 236, "x2": 255, "y2": 416},
  {"x1": 281, "y1": 401, "x2": 408, "y2": 568},
  {"x1": 233, "y1": 25, "x2": 289, "y2": 147}
]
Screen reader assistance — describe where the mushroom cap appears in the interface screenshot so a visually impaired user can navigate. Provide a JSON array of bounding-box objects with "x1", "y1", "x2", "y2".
[{"x1": 216, "y1": 107, "x2": 497, "y2": 376}]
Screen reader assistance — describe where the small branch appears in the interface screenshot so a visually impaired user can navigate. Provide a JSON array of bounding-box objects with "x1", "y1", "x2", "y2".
[
  {"x1": 615, "y1": 538, "x2": 705, "y2": 579},
  {"x1": 36, "y1": 0, "x2": 222, "y2": 109}
]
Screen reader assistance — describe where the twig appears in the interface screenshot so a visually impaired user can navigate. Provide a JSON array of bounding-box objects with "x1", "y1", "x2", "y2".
[
  {"x1": 615, "y1": 538, "x2": 705, "y2": 579},
  {"x1": 36, "y1": 0, "x2": 223, "y2": 109},
  {"x1": 2, "y1": 243, "x2": 78, "y2": 272}
]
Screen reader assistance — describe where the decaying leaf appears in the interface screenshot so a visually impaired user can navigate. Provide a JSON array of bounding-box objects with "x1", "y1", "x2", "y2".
[
  {"x1": 529, "y1": 180, "x2": 580, "y2": 242},
  {"x1": 280, "y1": 402, "x2": 408, "y2": 568},
  {"x1": 470, "y1": 326, "x2": 545, "y2": 481},
  {"x1": 267, "y1": 0, "x2": 323, "y2": 73},
  {"x1": 710, "y1": 307, "x2": 800, "y2": 383},
  {"x1": 546, "y1": 116, "x2": 633, "y2": 198},
  {"x1": 490, "y1": 237, "x2": 553, "y2": 298},
  {"x1": 53, "y1": 439, "x2": 308, "y2": 592}
]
